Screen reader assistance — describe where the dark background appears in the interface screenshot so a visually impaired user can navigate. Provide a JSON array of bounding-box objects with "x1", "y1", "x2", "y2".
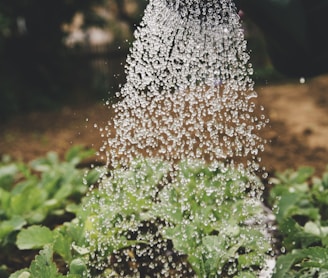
[
  {"x1": 0, "y1": 0, "x2": 278, "y2": 120},
  {"x1": 0, "y1": 0, "x2": 148, "y2": 119}
]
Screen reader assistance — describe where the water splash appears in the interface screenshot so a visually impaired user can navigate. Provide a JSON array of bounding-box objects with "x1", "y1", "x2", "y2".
[
  {"x1": 84, "y1": 0, "x2": 271, "y2": 276},
  {"x1": 102, "y1": 0, "x2": 266, "y2": 175}
]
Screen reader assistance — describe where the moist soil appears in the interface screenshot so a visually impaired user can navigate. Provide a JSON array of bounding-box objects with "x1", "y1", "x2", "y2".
[{"x1": 1, "y1": 74, "x2": 328, "y2": 177}]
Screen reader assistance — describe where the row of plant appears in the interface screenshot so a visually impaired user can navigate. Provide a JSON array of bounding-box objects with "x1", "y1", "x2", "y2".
[
  {"x1": 269, "y1": 167, "x2": 328, "y2": 277},
  {"x1": 0, "y1": 146, "x2": 101, "y2": 277},
  {"x1": 1, "y1": 147, "x2": 328, "y2": 277}
]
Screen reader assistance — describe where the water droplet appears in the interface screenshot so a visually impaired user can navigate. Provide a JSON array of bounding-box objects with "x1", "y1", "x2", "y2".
[{"x1": 82, "y1": 0, "x2": 270, "y2": 276}]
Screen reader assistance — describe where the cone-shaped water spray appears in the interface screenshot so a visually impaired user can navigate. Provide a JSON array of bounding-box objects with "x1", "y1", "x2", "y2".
[
  {"x1": 103, "y1": 0, "x2": 266, "y2": 175},
  {"x1": 83, "y1": 0, "x2": 271, "y2": 276},
  {"x1": 165, "y1": 0, "x2": 222, "y2": 18}
]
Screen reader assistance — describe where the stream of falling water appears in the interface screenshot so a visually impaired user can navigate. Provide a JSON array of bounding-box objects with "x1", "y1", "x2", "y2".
[
  {"x1": 102, "y1": 0, "x2": 267, "y2": 173},
  {"x1": 85, "y1": 0, "x2": 272, "y2": 276}
]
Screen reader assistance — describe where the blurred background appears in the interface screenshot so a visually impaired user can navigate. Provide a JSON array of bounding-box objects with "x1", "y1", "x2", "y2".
[
  {"x1": 0, "y1": 0, "x2": 149, "y2": 119},
  {"x1": 0, "y1": 0, "x2": 277, "y2": 120}
]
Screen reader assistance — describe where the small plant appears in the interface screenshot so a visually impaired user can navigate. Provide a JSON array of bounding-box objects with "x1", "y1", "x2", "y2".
[
  {"x1": 6, "y1": 157, "x2": 272, "y2": 278},
  {"x1": 270, "y1": 166, "x2": 328, "y2": 277},
  {"x1": 0, "y1": 146, "x2": 101, "y2": 277},
  {"x1": 77, "y1": 159, "x2": 271, "y2": 277}
]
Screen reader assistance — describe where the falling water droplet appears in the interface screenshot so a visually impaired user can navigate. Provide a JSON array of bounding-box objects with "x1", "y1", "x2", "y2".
[
  {"x1": 83, "y1": 0, "x2": 270, "y2": 276},
  {"x1": 299, "y1": 77, "x2": 306, "y2": 84}
]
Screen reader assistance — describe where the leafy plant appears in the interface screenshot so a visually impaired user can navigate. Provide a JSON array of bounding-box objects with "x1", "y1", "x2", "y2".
[
  {"x1": 8, "y1": 158, "x2": 271, "y2": 277},
  {"x1": 10, "y1": 245, "x2": 65, "y2": 278},
  {"x1": 77, "y1": 159, "x2": 271, "y2": 277},
  {"x1": 154, "y1": 161, "x2": 270, "y2": 277},
  {"x1": 9, "y1": 148, "x2": 328, "y2": 277},
  {"x1": 270, "y1": 166, "x2": 328, "y2": 277},
  {"x1": 12, "y1": 221, "x2": 89, "y2": 277},
  {"x1": 0, "y1": 146, "x2": 101, "y2": 277}
]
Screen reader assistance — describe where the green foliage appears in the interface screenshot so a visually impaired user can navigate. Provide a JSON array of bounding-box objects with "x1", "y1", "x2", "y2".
[
  {"x1": 274, "y1": 247, "x2": 328, "y2": 278},
  {"x1": 9, "y1": 150, "x2": 328, "y2": 277},
  {"x1": 16, "y1": 226, "x2": 54, "y2": 250},
  {"x1": 270, "y1": 166, "x2": 328, "y2": 276},
  {"x1": 12, "y1": 221, "x2": 88, "y2": 277},
  {"x1": 81, "y1": 159, "x2": 171, "y2": 259},
  {"x1": 9, "y1": 245, "x2": 65, "y2": 278},
  {"x1": 5, "y1": 157, "x2": 271, "y2": 277},
  {"x1": 79, "y1": 159, "x2": 270, "y2": 277},
  {"x1": 0, "y1": 146, "x2": 99, "y2": 247},
  {"x1": 154, "y1": 161, "x2": 269, "y2": 276}
]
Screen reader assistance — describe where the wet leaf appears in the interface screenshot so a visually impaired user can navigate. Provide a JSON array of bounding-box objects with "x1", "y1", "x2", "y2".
[{"x1": 16, "y1": 226, "x2": 54, "y2": 250}]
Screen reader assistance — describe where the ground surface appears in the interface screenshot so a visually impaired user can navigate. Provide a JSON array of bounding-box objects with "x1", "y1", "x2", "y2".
[{"x1": 1, "y1": 74, "x2": 328, "y2": 177}]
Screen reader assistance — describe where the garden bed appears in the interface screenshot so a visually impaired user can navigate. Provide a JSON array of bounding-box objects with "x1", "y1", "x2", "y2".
[
  {"x1": 1, "y1": 75, "x2": 328, "y2": 277},
  {"x1": 1, "y1": 148, "x2": 328, "y2": 277}
]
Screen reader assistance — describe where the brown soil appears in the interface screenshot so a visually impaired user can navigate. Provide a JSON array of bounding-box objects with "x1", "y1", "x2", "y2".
[
  {"x1": 1, "y1": 74, "x2": 328, "y2": 176},
  {"x1": 258, "y1": 74, "x2": 328, "y2": 176}
]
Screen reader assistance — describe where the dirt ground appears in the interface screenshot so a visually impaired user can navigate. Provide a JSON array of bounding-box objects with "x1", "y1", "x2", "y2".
[{"x1": 1, "y1": 74, "x2": 328, "y2": 177}]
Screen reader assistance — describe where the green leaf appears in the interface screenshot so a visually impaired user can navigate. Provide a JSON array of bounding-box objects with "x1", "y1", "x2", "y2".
[
  {"x1": 9, "y1": 269, "x2": 31, "y2": 278},
  {"x1": 10, "y1": 186, "x2": 48, "y2": 223},
  {"x1": 322, "y1": 235, "x2": 328, "y2": 247},
  {"x1": 16, "y1": 226, "x2": 54, "y2": 250},
  {"x1": 53, "y1": 228, "x2": 73, "y2": 262},
  {"x1": 65, "y1": 146, "x2": 95, "y2": 165},
  {"x1": 65, "y1": 203, "x2": 81, "y2": 214},
  {"x1": 274, "y1": 247, "x2": 328, "y2": 276},
  {"x1": 53, "y1": 183, "x2": 73, "y2": 201},
  {"x1": 275, "y1": 167, "x2": 314, "y2": 185},
  {"x1": 69, "y1": 258, "x2": 87, "y2": 275},
  {"x1": 16, "y1": 163, "x2": 33, "y2": 180},
  {"x1": 30, "y1": 152, "x2": 58, "y2": 172},
  {"x1": 304, "y1": 221, "x2": 321, "y2": 236},
  {"x1": 280, "y1": 218, "x2": 320, "y2": 250},
  {"x1": 0, "y1": 216, "x2": 26, "y2": 244},
  {"x1": 234, "y1": 272, "x2": 257, "y2": 278},
  {"x1": 10, "y1": 246, "x2": 63, "y2": 277},
  {"x1": 63, "y1": 219, "x2": 86, "y2": 247},
  {"x1": 299, "y1": 247, "x2": 328, "y2": 269},
  {"x1": 273, "y1": 252, "x2": 300, "y2": 278},
  {"x1": 322, "y1": 172, "x2": 328, "y2": 189},
  {"x1": 201, "y1": 235, "x2": 229, "y2": 274},
  {"x1": 85, "y1": 168, "x2": 102, "y2": 185},
  {"x1": 71, "y1": 243, "x2": 90, "y2": 255},
  {"x1": 0, "y1": 187, "x2": 11, "y2": 214},
  {"x1": 38, "y1": 173, "x2": 62, "y2": 197},
  {"x1": 0, "y1": 163, "x2": 18, "y2": 190},
  {"x1": 293, "y1": 167, "x2": 315, "y2": 184},
  {"x1": 29, "y1": 245, "x2": 63, "y2": 277},
  {"x1": 274, "y1": 191, "x2": 304, "y2": 223}
]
